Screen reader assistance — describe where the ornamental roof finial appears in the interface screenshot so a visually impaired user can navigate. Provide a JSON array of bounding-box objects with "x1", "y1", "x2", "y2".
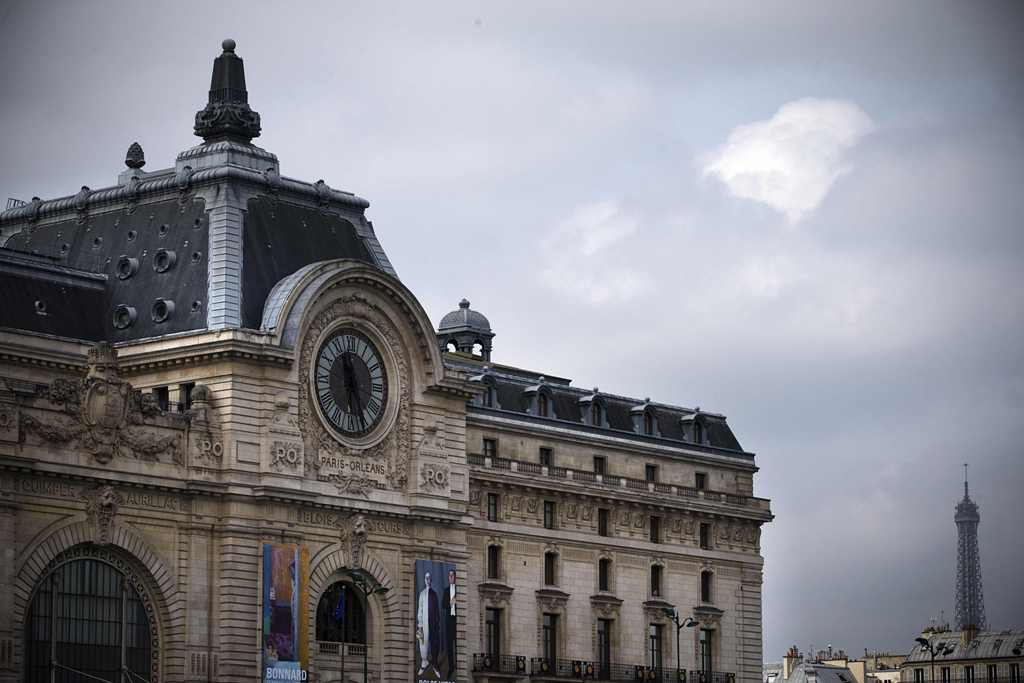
[{"x1": 194, "y1": 38, "x2": 262, "y2": 144}]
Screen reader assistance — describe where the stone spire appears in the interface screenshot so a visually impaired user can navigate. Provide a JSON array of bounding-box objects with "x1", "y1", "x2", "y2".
[
  {"x1": 954, "y1": 463, "x2": 987, "y2": 631},
  {"x1": 194, "y1": 39, "x2": 261, "y2": 144}
]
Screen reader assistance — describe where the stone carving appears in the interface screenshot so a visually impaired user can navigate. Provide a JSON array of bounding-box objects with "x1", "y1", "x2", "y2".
[
  {"x1": 719, "y1": 523, "x2": 731, "y2": 541},
  {"x1": 269, "y1": 392, "x2": 300, "y2": 435},
  {"x1": 125, "y1": 142, "x2": 145, "y2": 169},
  {"x1": 420, "y1": 462, "x2": 450, "y2": 492},
  {"x1": 22, "y1": 344, "x2": 181, "y2": 464},
  {"x1": 733, "y1": 525, "x2": 744, "y2": 541},
  {"x1": 188, "y1": 385, "x2": 223, "y2": 463},
  {"x1": 175, "y1": 165, "x2": 194, "y2": 206},
  {"x1": 313, "y1": 179, "x2": 332, "y2": 208},
  {"x1": 271, "y1": 441, "x2": 303, "y2": 473},
  {"x1": 0, "y1": 386, "x2": 17, "y2": 443},
  {"x1": 511, "y1": 495, "x2": 523, "y2": 512},
  {"x1": 74, "y1": 185, "x2": 91, "y2": 223},
  {"x1": 619, "y1": 510, "x2": 631, "y2": 527},
  {"x1": 684, "y1": 517, "x2": 696, "y2": 535},
  {"x1": 633, "y1": 514, "x2": 646, "y2": 529},
  {"x1": 525, "y1": 497, "x2": 539, "y2": 514},
  {"x1": 298, "y1": 293, "x2": 411, "y2": 494},
  {"x1": 193, "y1": 40, "x2": 261, "y2": 143},
  {"x1": 263, "y1": 166, "x2": 281, "y2": 195},
  {"x1": 338, "y1": 513, "x2": 369, "y2": 570},
  {"x1": 671, "y1": 517, "x2": 683, "y2": 535},
  {"x1": 416, "y1": 424, "x2": 446, "y2": 459},
  {"x1": 566, "y1": 503, "x2": 578, "y2": 519},
  {"x1": 469, "y1": 489, "x2": 481, "y2": 506},
  {"x1": 580, "y1": 505, "x2": 593, "y2": 522},
  {"x1": 83, "y1": 484, "x2": 123, "y2": 545},
  {"x1": 126, "y1": 174, "x2": 142, "y2": 215},
  {"x1": 479, "y1": 582, "x2": 513, "y2": 605}
]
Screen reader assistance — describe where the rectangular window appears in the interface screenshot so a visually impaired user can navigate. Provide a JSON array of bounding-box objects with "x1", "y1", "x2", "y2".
[
  {"x1": 543, "y1": 501, "x2": 556, "y2": 530},
  {"x1": 542, "y1": 614, "x2": 558, "y2": 663},
  {"x1": 599, "y1": 559, "x2": 610, "y2": 592},
  {"x1": 648, "y1": 624, "x2": 664, "y2": 669},
  {"x1": 154, "y1": 386, "x2": 170, "y2": 412},
  {"x1": 941, "y1": 668, "x2": 951, "y2": 683},
  {"x1": 485, "y1": 607, "x2": 502, "y2": 656},
  {"x1": 645, "y1": 464, "x2": 659, "y2": 482},
  {"x1": 700, "y1": 629, "x2": 713, "y2": 673},
  {"x1": 965, "y1": 667, "x2": 974, "y2": 683},
  {"x1": 598, "y1": 508, "x2": 610, "y2": 537},
  {"x1": 701, "y1": 571, "x2": 712, "y2": 603},
  {"x1": 597, "y1": 619, "x2": 612, "y2": 668},
  {"x1": 179, "y1": 382, "x2": 195, "y2": 411},
  {"x1": 700, "y1": 523, "x2": 711, "y2": 550},
  {"x1": 650, "y1": 565, "x2": 662, "y2": 598},
  {"x1": 650, "y1": 516, "x2": 661, "y2": 544},
  {"x1": 695, "y1": 472, "x2": 707, "y2": 490},
  {"x1": 1011, "y1": 664, "x2": 1021, "y2": 683},
  {"x1": 487, "y1": 493, "x2": 499, "y2": 522},
  {"x1": 987, "y1": 665, "x2": 997, "y2": 683},
  {"x1": 487, "y1": 545, "x2": 501, "y2": 580},
  {"x1": 593, "y1": 455, "x2": 606, "y2": 475},
  {"x1": 913, "y1": 669, "x2": 925, "y2": 683},
  {"x1": 483, "y1": 438, "x2": 497, "y2": 458},
  {"x1": 539, "y1": 447, "x2": 552, "y2": 467},
  {"x1": 544, "y1": 553, "x2": 557, "y2": 586}
]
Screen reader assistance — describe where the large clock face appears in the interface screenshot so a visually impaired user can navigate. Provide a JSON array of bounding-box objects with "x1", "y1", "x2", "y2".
[{"x1": 314, "y1": 329, "x2": 388, "y2": 437}]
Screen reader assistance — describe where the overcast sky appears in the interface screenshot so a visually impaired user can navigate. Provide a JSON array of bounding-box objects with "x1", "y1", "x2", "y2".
[{"x1": 2, "y1": 0, "x2": 1022, "y2": 661}]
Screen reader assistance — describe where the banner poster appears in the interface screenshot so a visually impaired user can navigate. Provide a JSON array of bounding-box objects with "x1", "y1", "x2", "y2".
[
  {"x1": 414, "y1": 559, "x2": 458, "y2": 683},
  {"x1": 262, "y1": 543, "x2": 310, "y2": 682}
]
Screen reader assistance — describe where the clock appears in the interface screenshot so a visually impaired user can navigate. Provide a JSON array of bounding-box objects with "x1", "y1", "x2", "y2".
[{"x1": 313, "y1": 329, "x2": 388, "y2": 437}]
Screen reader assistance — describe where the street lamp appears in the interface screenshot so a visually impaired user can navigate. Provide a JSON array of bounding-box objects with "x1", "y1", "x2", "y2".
[
  {"x1": 663, "y1": 608, "x2": 699, "y2": 681},
  {"x1": 914, "y1": 637, "x2": 953, "y2": 683},
  {"x1": 348, "y1": 568, "x2": 390, "y2": 683}
]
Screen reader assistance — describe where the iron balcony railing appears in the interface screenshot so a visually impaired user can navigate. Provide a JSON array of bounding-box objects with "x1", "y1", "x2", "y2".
[
  {"x1": 905, "y1": 678, "x2": 1020, "y2": 683},
  {"x1": 467, "y1": 453, "x2": 768, "y2": 510},
  {"x1": 473, "y1": 653, "x2": 529, "y2": 675},
  {"x1": 525, "y1": 657, "x2": 735, "y2": 683}
]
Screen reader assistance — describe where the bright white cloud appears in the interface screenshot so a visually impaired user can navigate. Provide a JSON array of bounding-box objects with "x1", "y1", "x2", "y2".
[
  {"x1": 539, "y1": 201, "x2": 652, "y2": 305},
  {"x1": 702, "y1": 98, "x2": 874, "y2": 223}
]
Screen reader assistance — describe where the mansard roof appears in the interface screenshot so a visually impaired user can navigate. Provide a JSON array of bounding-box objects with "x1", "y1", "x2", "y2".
[
  {"x1": 0, "y1": 40, "x2": 395, "y2": 343},
  {"x1": 446, "y1": 353, "x2": 747, "y2": 456}
]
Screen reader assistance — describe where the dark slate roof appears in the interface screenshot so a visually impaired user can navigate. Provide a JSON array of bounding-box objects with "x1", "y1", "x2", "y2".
[
  {"x1": 447, "y1": 354, "x2": 747, "y2": 455},
  {"x1": 1, "y1": 198, "x2": 208, "y2": 341},
  {"x1": 439, "y1": 299, "x2": 492, "y2": 333},
  {"x1": 786, "y1": 664, "x2": 859, "y2": 683},
  {"x1": 905, "y1": 630, "x2": 1024, "y2": 663},
  {"x1": 0, "y1": 250, "x2": 107, "y2": 340}
]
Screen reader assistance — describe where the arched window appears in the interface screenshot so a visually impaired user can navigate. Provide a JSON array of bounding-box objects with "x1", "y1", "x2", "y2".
[
  {"x1": 643, "y1": 410, "x2": 655, "y2": 435},
  {"x1": 693, "y1": 421, "x2": 705, "y2": 445},
  {"x1": 537, "y1": 392, "x2": 549, "y2": 417},
  {"x1": 590, "y1": 402, "x2": 602, "y2": 426},
  {"x1": 315, "y1": 580, "x2": 368, "y2": 644},
  {"x1": 25, "y1": 557, "x2": 153, "y2": 683}
]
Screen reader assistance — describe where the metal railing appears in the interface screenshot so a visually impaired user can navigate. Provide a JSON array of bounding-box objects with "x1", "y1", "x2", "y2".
[
  {"x1": 525, "y1": 658, "x2": 735, "y2": 682},
  {"x1": 314, "y1": 640, "x2": 368, "y2": 657},
  {"x1": 467, "y1": 454, "x2": 767, "y2": 510},
  {"x1": 473, "y1": 653, "x2": 529, "y2": 675},
  {"x1": 904, "y1": 678, "x2": 1019, "y2": 683}
]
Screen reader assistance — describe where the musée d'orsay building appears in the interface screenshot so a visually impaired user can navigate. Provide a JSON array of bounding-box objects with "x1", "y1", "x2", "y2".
[{"x1": 0, "y1": 41, "x2": 772, "y2": 683}]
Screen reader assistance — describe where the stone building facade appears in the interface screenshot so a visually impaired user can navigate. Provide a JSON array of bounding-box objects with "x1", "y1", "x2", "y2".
[{"x1": 0, "y1": 41, "x2": 771, "y2": 683}]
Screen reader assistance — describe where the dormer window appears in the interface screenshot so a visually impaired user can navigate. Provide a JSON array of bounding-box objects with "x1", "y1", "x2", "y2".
[
  {"x1": 470, "y1": 372, "x2": 500, "y2": 409},
  {"x1": 580, "y1": 389, "x2": 607, "y2": 427},
  {"x1": 591, "y1": 402, "x2": 601, "y2": 425},
  {"x1": 632, "y1": 400, "x2": 659, "y2": 436},
  {"x1": 643, "y1": 411, "x2": 654, "y2": 435},
  {"x1": 538, "y1": 392, "x2": 550, "y2": 417},
  {"x1": 694, "y1": 421, "x2": 705, "y2": 444}
]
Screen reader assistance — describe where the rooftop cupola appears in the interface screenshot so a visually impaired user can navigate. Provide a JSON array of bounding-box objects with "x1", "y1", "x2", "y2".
[
  {"x1": 438, "y1": 298, "x2": 494, "y2": 360},
  {"x1": 194, "y1": 39, "x2": 262, "y2": 144}
]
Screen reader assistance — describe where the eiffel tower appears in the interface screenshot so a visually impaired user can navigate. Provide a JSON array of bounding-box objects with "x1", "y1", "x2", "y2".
[{"x1": 954, "y1": 464, "x2": 987, "y2": 631}]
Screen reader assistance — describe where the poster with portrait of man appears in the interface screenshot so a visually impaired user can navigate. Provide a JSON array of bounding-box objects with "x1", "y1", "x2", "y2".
[{"x1": 414, "y1": 559, "x2": 458, "y2": 683}]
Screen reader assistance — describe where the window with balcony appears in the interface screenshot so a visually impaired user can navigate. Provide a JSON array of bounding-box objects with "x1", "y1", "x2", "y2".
[
  {"x1": 483, "y1": 438, "x2": 497, "y2": 458},
  {"x1": 645, "y1": 464, "x2": 659, "y2": 482},
  {"x1": 179, "y1": 382, "x2": 195, "y2": 411},
  {"x1": 539, "y1": 447, "x2": 552, "y2": 467},
  {"x1": 648, "y1": 624, "x2": 664, "y2": 669},
  {"x1": 485, "y1": 607, "x2": 502, "y2": 656},
  {"x1": 598, "y1": 508, "x2": 610, "y2": 537},
  {"x1": 599, "y1": 558, "x2": 611, "y2": 592},
  {"x1": 650, "y1": 516, "x2": 661, "y2": 544},
  {"x1": 695, "y1": 472, "x2": 707, "y2": 490},
  {"x1": 597, "y1": 619, "x2": 612, "y2": 669},
  {"x1": 542, "y1": 614, "x2": 558, "y2": 663},
  {"x1": 593, "y1": 456, "x2": 606, "y2": 476},
  {"x1": 487, "y1": 493, "x2": 499, "y2": 522},
  {"x1": 154, "y1": 386, "x2": 169, "y2": 412},
  {"x1": 544, "y1": 552, "x2": 558, "y2": 586},
  {"x1": 700, "y1": 629, "x2": 714, "y2": 673},
  {"x1": 700, "y1": 523, "x2": 711, "y2": 550},
  {"x1": 701, "y1": 570, "x2": 713, "y2": 603},
  {"x1": 650, "y1": 565, "x2": 663, "y2": 598},
  {"x1": 487, "y1": 545, "x2": 501, "y2": 580},
  {"x1": 543, "y1": 501, "x2": 556, "y2": 530}
]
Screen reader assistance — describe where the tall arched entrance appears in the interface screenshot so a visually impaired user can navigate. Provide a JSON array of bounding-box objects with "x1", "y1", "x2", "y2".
[{"x1": 24, "y1": 554, "x2": 156, "y2": 682}]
